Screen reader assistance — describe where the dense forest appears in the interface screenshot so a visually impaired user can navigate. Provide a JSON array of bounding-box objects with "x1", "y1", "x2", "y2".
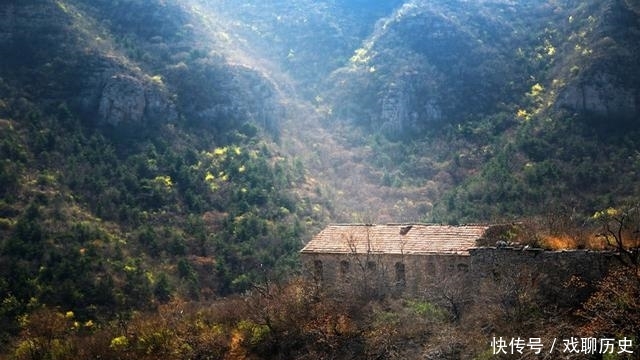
[{"x1": 0, "y1": 0, "x2": 639, "y2": 358}]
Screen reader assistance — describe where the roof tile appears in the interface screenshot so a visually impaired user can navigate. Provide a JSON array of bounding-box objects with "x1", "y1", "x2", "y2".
[{"x1": 301, "y1": 224, "x2": 489, "y2": 255}]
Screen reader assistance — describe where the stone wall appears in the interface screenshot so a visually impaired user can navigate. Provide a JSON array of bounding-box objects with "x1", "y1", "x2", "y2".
[
  {"x1": 301, "y1": 252, "x2": 471, "y2": 298},
  {"x1": 468, "y1": 247, "x2": 617, "y2": 306},
  {"x1": 301, "y1": 248, "x2": 619, "y2": 305}
]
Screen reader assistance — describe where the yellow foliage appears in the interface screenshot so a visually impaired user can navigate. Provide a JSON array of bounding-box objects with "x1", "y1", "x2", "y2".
[
  {"x1": 546, "y1": 45, "x2": 556, "y2": 56},
  {"x1": 236, "y1": 320, "x2": 270, "y2": 345},
  {"x1": 605, "y1": 207, "x2": 619, "y2": 217},
  {"x1": 56, "y1": 1, "x2": 69, "y2": 13},
  {"x1": 529, "y1": 83, "x2": 544, "y2": 97},
  {"x1": 13, "y1": 340, "x2": 39, "y2": 359},
  {"x1": 210, "y1": 324, "x2": 224, "y2": 336},
  {"x1": 145, "y1": 271, "x2": 154, "y2": 283},
  {"x1": 350, "y1": 47, "x2": 370, "y2": 64},
  {"x1": 543, "y1": 40, "x2": 556, "y2": 56},
  {"x1": 516, "y1": 109, "x2": 530, "y2": 119},
  {"x1": 593, "y1": 207, "x2": 620, "y2": 220},
  {"x1": 109, "y1": 335, "x2": 129, "y2": 349},
  {"x1": 153, "y1": 175, "x2": 174, "y2": 188},
  {"x1": 149, "y1": 75, "x2": 164, "y2": 86},
  {"x1": 213, "y1": 147, "x2": 228, "y2": 156}
]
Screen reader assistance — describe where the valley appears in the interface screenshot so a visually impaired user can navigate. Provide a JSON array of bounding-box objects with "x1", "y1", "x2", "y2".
[{"x1": 0, "y1": 0, "x2": 639, "y2": 358}]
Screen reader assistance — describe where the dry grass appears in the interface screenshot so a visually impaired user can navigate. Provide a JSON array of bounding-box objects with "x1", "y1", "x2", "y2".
[
  {"x1": 540, "y1": 234, "x2": 606, "y2": 250},
  {"x1": 541, "y1": 229, "x2": 640, "y2": 251}
]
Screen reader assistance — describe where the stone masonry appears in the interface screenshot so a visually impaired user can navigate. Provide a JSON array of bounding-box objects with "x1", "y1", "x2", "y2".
[{"x1": 300, "y1": 224, "x2": 618, "y2": 304}]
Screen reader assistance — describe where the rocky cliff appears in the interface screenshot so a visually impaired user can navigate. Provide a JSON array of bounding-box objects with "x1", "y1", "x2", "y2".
[
  {"x1": 322, "y1": 0, "x2": 640, "y2": 137},
  {"x1": 0, "y1": 0, "x2": 285, "y2": 140}
]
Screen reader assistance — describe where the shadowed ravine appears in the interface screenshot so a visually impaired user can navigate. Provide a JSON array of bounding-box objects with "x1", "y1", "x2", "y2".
[{"x1": 190, "y1": 0, "x2": 437, "y2": 223}]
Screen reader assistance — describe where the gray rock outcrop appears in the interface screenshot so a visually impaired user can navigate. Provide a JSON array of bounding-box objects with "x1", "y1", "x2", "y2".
[
  {"x1": 556, "y1": 72, "x2": 638, "y2": 119},
  {"x1": 97, "y1": 74, "x2": 177, "y2": 127},
  {"x1": 98, "y1": 74, "x2": 146, "y2": 126}
]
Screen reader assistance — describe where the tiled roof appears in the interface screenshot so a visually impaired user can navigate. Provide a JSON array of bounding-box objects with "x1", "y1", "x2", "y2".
[{"x1": 301, "y1": 224, "x2": 490, "y2": 255}]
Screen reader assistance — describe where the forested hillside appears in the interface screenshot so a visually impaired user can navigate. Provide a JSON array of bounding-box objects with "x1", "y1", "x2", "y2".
[
  {"x1": 0, "y1": 0, "x2": 326, "y2": 345},
  {"x1": 1, "y1": 0, "x2": 639, "y2": 358},
  {"x1": 318, "y1": 0, "x2": 640, "y2": 223}
]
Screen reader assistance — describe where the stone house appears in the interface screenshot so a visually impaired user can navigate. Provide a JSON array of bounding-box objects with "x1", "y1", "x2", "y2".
[
  {"x1": 300, "y1": 223, "x2": 490, "y2": 297},
  {"x1": 300, "y1": 223, "x2": 616, "y2": 302}
]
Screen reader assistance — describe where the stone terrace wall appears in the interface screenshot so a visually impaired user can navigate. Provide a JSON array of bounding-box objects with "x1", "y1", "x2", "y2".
[{"x1": 468, "y1": 248, "x2": 618, "y2": 306}]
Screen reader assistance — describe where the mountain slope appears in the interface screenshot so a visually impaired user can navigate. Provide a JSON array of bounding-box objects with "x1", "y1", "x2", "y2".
[
  {"x1": 0, "y1": 0, "x2": 328, "y2": 344},
  {"x1": 1, "y1": 0, "x2": 640, "y2": 350},
  {"x1": 433, "y1": 0, "x2": 640, "y2": 222},
  {"x1": 312, "y1": 0, "x2": 640, "y2": 222}
]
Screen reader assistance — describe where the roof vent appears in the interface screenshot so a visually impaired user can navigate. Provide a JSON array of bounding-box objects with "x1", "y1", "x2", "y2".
[{"x1": 399, "y1": 225, "x2": 413, "y2": 235}]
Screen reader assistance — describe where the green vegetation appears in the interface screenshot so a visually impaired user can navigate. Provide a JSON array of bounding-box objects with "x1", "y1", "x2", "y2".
[
  {"x1": 0, "y1": 0, "x2": 327, "y2": 348},
  {"x1": 0, "y1": 0, "x2": 639, "y2": 357}
]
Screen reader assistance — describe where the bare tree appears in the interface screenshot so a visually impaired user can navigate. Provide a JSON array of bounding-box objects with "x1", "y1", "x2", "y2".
[
  {"x1": 424, "y1": 271, "x2": 472, "y2": 322},
  {"x1": 593, "y1": 204, "x2": 640, "y2": 268},
  {"x1": 342, "y1": 227, "x2": 389, "y2": 299},
  {"x1": 583, "y1": 204, "x2": 640, "y2": 345}
]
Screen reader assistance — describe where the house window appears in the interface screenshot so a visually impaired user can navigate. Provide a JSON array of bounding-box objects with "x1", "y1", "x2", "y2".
[
  {"x1": 426, "y1": 261, "x2": 436, "y2": 276},
  {"x1": 492, "y1": 269, "x2": 501, "y2": 282},
  {"x1": 340, "y1": 260, "x2": 350, "y2": 275},
  {"x1": 313, "y1": 260, "x2": 323, "y2": 281},
  {"x1": 366, "y1": 261, "x2": 376, "y2": 271},
  {"x1": 395, "y1": 262, "x2": 406, "y2": 287}
]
